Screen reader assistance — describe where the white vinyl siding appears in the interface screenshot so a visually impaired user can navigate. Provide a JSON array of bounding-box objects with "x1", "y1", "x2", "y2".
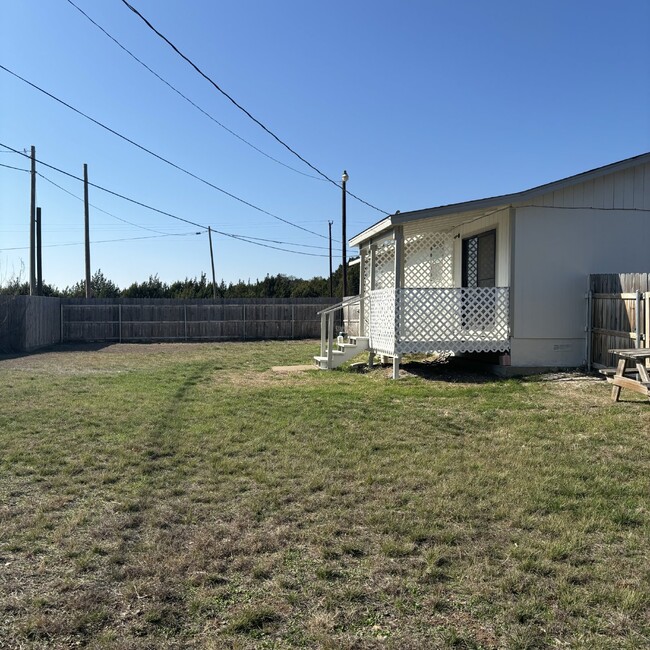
[{"x1": 529, "y1": 163, "x2": 650, "y2": 211}]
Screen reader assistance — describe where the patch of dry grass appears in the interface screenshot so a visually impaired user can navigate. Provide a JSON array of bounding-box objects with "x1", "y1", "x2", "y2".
[{"x1": 1, "y1": 342, "x2": 648, "y2": 648}]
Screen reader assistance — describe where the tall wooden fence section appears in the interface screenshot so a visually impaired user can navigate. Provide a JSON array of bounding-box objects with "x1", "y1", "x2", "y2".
[
  {"x1": 589, "y1": 274, "x2": 649, "y2": 368},
  {"x1": 0, "y1": 296, "x2": 61, "y2": 353},
  {"x1": 61, "y1": 298, "x2": 337, "y2": 343}
]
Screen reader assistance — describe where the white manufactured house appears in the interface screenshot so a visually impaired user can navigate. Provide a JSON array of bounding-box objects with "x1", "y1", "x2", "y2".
[{"x1": 315, "y1": 152, "x2": 650, "y2": 376}]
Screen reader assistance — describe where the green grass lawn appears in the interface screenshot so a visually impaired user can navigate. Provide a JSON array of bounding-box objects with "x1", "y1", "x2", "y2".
[{"x1": 0, "y1": 341, "x2": 648, "y2": 649}]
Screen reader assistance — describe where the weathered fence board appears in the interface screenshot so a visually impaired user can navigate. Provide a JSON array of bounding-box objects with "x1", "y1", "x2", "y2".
[{"x1": 589, "y1": 274, "x2": 649, "y2": 368}]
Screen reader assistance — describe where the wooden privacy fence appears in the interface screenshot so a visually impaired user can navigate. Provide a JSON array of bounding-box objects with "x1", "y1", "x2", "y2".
[
  {"x1": 61, "y1": 298, "x2": 337, "y2": 343},
  {"x1": 588, "y1": 274, "x2": 650, "y2": 368},
  {"x1": 0, "y1": 296, "x2": 61, "y2": 353}
]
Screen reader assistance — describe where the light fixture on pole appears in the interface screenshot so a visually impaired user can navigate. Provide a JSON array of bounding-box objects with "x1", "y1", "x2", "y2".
[{"x1": 341, "y1": 170, "x2": 349, "y2": 299}]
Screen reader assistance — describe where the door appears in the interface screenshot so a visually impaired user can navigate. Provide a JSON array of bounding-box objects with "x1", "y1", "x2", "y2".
[
  {"x1": 462, "y1": 229, "x2": 496, "y2": 288},
  {"x1": 461, "y1": 230, "x2": 496, "y2": 330}
]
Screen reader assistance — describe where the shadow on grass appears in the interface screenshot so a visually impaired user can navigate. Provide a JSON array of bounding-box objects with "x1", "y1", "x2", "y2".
[
  {"x1": 0, "y1": 341, "x2": 116, "y2": 360},
  {"x1": 355, "y1": 355, "x2": 503, "y2": 384}
]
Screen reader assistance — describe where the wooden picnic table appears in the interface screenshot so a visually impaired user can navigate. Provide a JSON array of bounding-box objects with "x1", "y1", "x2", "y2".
[{"x1": 608, "y1": 348, "x2": 650, "y2": 402}]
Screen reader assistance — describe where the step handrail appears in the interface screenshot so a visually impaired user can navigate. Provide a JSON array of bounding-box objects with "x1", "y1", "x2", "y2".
[
  {"x1": 318, "y1": 294, "x2": 369, "y2": 364},
  {"x1": 317, "y1": 294, "x2": 364, "y2": 316}
]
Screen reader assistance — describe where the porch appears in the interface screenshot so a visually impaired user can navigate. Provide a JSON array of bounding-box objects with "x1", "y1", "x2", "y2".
[
  {"x1": 316, "y1": 208, "x2": 512, "y2": 375},
  {"x1": 364, "y1": 286, "x2": 510, "y2": 358}
]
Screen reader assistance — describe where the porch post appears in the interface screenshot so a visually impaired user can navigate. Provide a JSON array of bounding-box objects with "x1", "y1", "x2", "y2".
[
  {"x1": 320, "y1": 312, "x2": 326, "y2": 357},
  {"x1": 368, "y1": 243, "x2": 377, "y2": 368},
  {"x1": 359, "y1": 247, "x2": 366, "y2": 336},
  {"x1": 327, "y1": 312, "x2": 334, "y2": 369},
  {"x1": 393, "y1": 226, "x2": 404, "y2": 379},
  {"x1": 369, "y1": 244, "x2": 377, "y2": 291},
  {"x1": 394, "y1": 226, "x2": 404, "y2": 290}
]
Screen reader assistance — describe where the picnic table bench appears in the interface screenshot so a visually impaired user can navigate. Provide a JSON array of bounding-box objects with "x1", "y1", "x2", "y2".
[{"x1": 605, "y1": 349, "x2": 650, "y2": 402}]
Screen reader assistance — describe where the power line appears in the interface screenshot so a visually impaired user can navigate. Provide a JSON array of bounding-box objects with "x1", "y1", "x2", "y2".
[
  {"x1": 0, "y1": 142, "x2": 336, "y2": 258},
  {"x1": 1, "y1": 143, "x2": 206, "y2": 229},
  {"x1": 0, "y1": 63, "x2": 328, "y2": 240},
  {"x1": 119, "y1": 0, "x2": 390, "y2": 216},
  {"x1": 0, "y1": 162, "x2": 29, "y2": 173},
  {"x1": 38, "y1": 172, "x2": 171, "y2": 235},
  {"x1": 229, "y1": 232, "x2": 353, "y2": 254},
  {"x1": 214, "y1": 231, "x2": 327, "y2": 257},
  {"x1": 0, "y1": 230, "x2": 203, "y2": 252},
  {"x1": 64, "y1": 0, "x2": 323, "y2": 182},
  {"x1": 214, "y1": 231, "x2": 355, "y2": 256},
  {"x1": 0, "y1": 161, "x2": 162, "y2": 236}
]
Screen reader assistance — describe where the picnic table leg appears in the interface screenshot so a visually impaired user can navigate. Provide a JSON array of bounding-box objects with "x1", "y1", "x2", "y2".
[
  {"x1": 635, "y1": 363, "x2": 650, "y2": 402},
  {"x1": 611, "y1": 357, "x2": 626, "y2": 402}
]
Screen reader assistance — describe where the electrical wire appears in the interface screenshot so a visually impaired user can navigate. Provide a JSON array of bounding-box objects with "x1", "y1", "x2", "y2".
[
  {"x1": 0, "y1": 230, "x2": 204, "y2": 251},
  {"x1": 228, "y1": 232, "x2": 354, "y2": 254},
  {"x1": 64, "y1": 0, "x2": 323, "y2": 182},
  {"x1": 38, "y1": 172, "x2": 172, "y2": 235},
  {"x1": 0, "y1": 64, "x2": 329, "y2": 240},
  {"x1": 213, "y1": 231, "x2": 327, "y2": 257},
  {"x1": 119, "y1": 0, "x2": 390, "y2": 216},
  {"x1": 0, "y1": 162, "x2": 29, "y2": 173},
  {"x1": 0, "y1": 142, "x2": 339, "y2": 258},
  {"x1": 0, "y1": 143, "x2": 206, "y2": 229}
]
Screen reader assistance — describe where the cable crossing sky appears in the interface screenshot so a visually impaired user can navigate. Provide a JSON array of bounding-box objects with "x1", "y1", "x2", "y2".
[{"x1": 0, "y1": 143, "x2": 354, "y2": 259}]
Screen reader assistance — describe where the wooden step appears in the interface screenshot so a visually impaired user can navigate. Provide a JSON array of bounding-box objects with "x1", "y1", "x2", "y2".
[{"x1": 315, "y1": 336, "x2": 370, "y2": 370}]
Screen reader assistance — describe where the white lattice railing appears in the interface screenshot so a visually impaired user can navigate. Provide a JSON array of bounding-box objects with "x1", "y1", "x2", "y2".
[
  {"x1": 366, "y1": 288, "x2": 396, "y2": 356},
  {"x1": 404, "y1": 230, "x2": 453, "y2": 288},
  {"x1": 366, "y1": 287, "x2": 510, "y2": 356}
]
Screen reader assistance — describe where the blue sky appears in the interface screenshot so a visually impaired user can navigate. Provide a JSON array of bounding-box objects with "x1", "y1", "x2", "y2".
[{"x1": 1, "y1": 0, "x2": 649, "y2": 290}]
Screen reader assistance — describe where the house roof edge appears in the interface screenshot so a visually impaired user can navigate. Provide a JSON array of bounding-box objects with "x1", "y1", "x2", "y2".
[{"x1": 349, "y1": 151, "x2": 650, "y2": 247}]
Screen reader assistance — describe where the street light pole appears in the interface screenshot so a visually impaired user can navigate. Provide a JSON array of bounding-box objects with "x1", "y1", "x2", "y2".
[{"x1": 341, "y1": 170, "x2": 349, "y2": 299}]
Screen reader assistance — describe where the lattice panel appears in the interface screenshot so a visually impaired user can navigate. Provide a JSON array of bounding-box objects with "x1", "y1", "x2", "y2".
[
  {"x1": 362, "y1": 249, "x2": 371, "y2": 334},
  {"x1": 404, "y1": 231, "x2": 453, "y2": 288},
  {"x1": 362, "y1": 248, "x2": 372, "y2": 295},
  {"x1": 367, "y1": 288, "x2": 395, "y2": 356},
  {"x1": 374, "y1": 242, "x2": 395, "y2": 290},
  {"x1": 397, "y1": 287, "x2": 509, "y2": 355}
]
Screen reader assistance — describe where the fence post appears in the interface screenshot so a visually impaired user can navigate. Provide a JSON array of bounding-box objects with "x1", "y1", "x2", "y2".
[
  {"x1": 184, "y1": 305, "x2": 187, "y2": 341},
  {"x1": 60, "y1": 302, "x2": 64, "y2": 343},
  {"x1": 243, "y1": 304, "x2": 246, "y2": 341},
  {"x1": 119, "y1": 304, "x2": 122, "y2": 343},
  {"x1": 291, "y1": 304, "x2": 295, "y2": 340}
]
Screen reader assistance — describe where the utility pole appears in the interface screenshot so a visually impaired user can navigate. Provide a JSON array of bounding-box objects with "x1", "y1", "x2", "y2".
[
  {"x1": 36, "y1": 207, "x2": 43, "y2": 295},
  {"x1": 83, "y1": 164, "x2": 91, "y2": 298},
  {"x1": 341, "y1": 170, "x2": 349, "y2": 299},
  {"x1": 29, "y1": 146, "x2": 36, "y2": 295},
  {"x1": 208, "y1": 227, "x2": 217, "y2": 299},
  {"x1": 328, "y1": 220, "x2": 333, "y2": 298}
]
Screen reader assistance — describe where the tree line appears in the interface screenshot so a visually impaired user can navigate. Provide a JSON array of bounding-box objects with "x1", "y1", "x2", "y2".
[{"x1": 0, "y1": 264, "x2": 360, "y2": 299}]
